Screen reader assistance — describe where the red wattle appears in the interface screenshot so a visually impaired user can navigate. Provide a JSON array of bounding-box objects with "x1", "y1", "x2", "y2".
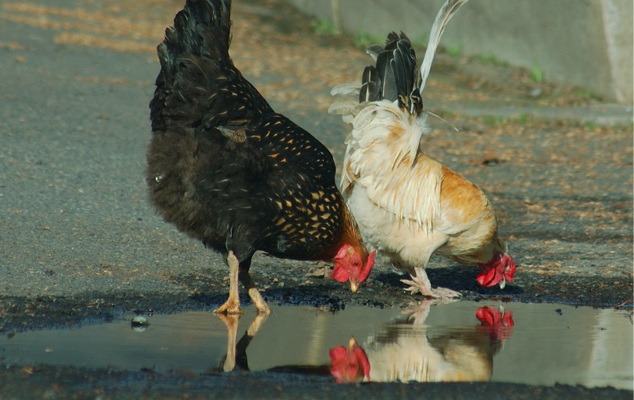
[{"x1": 332, "y1": 265, "x2": 350, "y2": 283}]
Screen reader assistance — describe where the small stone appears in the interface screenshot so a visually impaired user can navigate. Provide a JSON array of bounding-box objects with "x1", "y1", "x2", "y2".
[
  {"x1": 528, "y1": 87, "x2": 542, "y2": 97},
  {"x1": 131, "y1": 316, "x2": 149, "y2": 332}
]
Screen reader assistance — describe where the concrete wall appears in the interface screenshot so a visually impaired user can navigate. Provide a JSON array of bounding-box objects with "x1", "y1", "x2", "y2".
[{"x1": 287, "y1": 0, "x2": 633, "y2": 104}]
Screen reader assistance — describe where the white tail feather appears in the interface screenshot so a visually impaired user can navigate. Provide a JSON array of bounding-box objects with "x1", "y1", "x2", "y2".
[
  {"x1": 418, "y1": 0, "x2": 470, "y2": 95},
  {"x1": 328, "y1": 101, "x2": 358, "y2": 115},
  {"x1": 331, "y1": 82, "x2": 362, "y2": 97},
  {"x1": 425, "y1": 110, "x2": 459, "y2": 132}
]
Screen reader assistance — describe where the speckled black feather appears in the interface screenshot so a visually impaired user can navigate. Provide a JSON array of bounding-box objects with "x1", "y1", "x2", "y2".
[{"x1": 147, "y1": 0, "x2": 351, "y2": 269}]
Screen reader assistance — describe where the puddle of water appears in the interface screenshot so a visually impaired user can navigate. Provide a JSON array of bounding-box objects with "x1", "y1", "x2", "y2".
[{"x1": 0, "y1": 301, "x2": 631, "y2": 389}]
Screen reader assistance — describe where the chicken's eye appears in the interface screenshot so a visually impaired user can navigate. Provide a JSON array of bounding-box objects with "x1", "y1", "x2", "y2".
[{"x1": 353, "y1": 260, "x2": 361, "y2": 267}]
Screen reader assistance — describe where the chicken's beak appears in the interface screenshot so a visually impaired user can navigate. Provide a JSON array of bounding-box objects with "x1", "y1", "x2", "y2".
[
  {"x1": 350, "y1": 279, "x2": 359, "y2": 293},
  {"x1": 499, "y1": 278, "x2": 506, "y2": 290}
]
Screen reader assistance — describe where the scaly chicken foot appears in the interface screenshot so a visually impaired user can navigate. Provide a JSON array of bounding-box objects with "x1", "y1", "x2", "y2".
[
  {"x1": 214, "y1": 251, "x2": 243, "y2": 315},
  {"x1": 401, "y1": 267, "x2": 462, "y2": 302}
]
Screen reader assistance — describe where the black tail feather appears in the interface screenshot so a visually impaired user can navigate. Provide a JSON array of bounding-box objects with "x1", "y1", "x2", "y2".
[
  {"x1": 365, "y1": 44, "x2": 385, "y2": 61},
  {"x1": 161, "y1": 0, "x2": 231, "y2": 67},
  {"x1": 375, "y1": 50, "x2": 397, "y2": 103},
  {"x1": 150, "y1": 0, "x2": 273, "y2": 132},
  {"x1": 359, "y1": 31, "x2": 422, "y2": 115},
  {"x1": 360, "y1": 66, "x2": 381, "y2": 103}
]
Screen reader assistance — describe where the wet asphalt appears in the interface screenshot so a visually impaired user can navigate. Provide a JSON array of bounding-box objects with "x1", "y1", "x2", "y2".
[{"x1": 0, "y1": 0, "x2": 632, "y2": 398}]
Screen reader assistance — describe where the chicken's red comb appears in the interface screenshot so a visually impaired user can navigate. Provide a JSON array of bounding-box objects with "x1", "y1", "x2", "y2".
[
  {"x1": 476, "y1": 306, "x2": 514, "y2": 341},
  {"x1": 477, "y1": 253, "x2": 515, "y2": 288},
  {"x1": 358, "y1": 250, "x2": 376, "y2": 282},
  {"x1": 329, "y1": 338, "x2": 370, "y2": 383}
]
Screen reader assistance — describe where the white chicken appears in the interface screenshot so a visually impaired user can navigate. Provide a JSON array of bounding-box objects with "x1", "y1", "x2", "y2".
[{"x1": 329, "y1": 0, "x2": 516, "y2": 299}]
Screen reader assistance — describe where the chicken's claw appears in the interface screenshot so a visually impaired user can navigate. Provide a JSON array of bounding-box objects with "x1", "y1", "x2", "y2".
[
  {"x1": 428, "y1": 287, "x2": 463, "y2": 304},
  {"x1": 213, "y1": 299, "x2": 243, "y2": 315},
  {"x1": 401, "y1": 278, "x2": 423, "y2": 295},
  {"x1": 401, "y1": 267, "x2": 462, "y2": 303}
]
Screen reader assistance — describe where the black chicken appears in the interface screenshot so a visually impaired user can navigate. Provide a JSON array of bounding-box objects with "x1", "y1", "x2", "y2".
[{"x1": 146, "y1": 0, "x2": 375, "y2": 315}]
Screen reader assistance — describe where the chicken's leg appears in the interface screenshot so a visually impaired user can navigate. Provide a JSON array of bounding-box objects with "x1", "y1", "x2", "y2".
[
  {"x1": 239, "y1": 269, "x2": 271, "y2": 315},
  {"x1": 216, "y1": 313, "x2": 240, "y2": 372},
  {"x1": 401, "y1": 266, "x2": 462, "y2": 301},
  {"x1": 214, "y1": 251, "x2": 243, "y2": 315},
  {"x1": 216, "y1": 312, "x2": 269, "y2": 372}
]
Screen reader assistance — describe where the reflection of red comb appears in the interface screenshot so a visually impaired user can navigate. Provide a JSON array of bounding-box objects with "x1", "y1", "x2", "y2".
[
  {"x1": 476, "y1": 306, "x2": 514, "y2": 341},
  {"x1": 329, "y1": 337, "x2": 371, "y2": 383}
]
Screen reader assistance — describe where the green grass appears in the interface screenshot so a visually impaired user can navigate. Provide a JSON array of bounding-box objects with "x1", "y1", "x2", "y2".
[
  {"x1": 530, "y1": 61, "x2": 544, "y2": 83},
  {"x1": 481, "y1": 115, "x2": 505, "y2": 126},
  {"x1": 447, "y1": 41, "x2": 462, "y2": 57},
  {"x1": 310, "y1": 18, "x2": 339, "y2": 36},
  {"x1": 417, "y1": 33, "x2": 429, "y2": 48},
  {"x1": 353, "y1": 30, "x2": 383, "y2": 50},
  {"x1": 574, "y1": 87, "x2": 602, "y2": 101},
  {"x1": 584, "y1": 121, "x2": 597, "y2": 131},
  {"x1": 477, "y1": 54, "x2": 511, "y2": 68}
]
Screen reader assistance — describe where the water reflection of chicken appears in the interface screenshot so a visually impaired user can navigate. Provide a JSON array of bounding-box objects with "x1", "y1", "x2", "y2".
[
  {"x1": 329, "y1": 302, "x2": 514, "y2": 383},
  {"x1": 215, "y1": 313, "x2": 333, "y2": 376},
  {"x1": 215, "y1": 302, "x2": 514, "y2": 384},
  {"x1": 215, "y1": 313, "x2": 268, "y2": 372}
]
